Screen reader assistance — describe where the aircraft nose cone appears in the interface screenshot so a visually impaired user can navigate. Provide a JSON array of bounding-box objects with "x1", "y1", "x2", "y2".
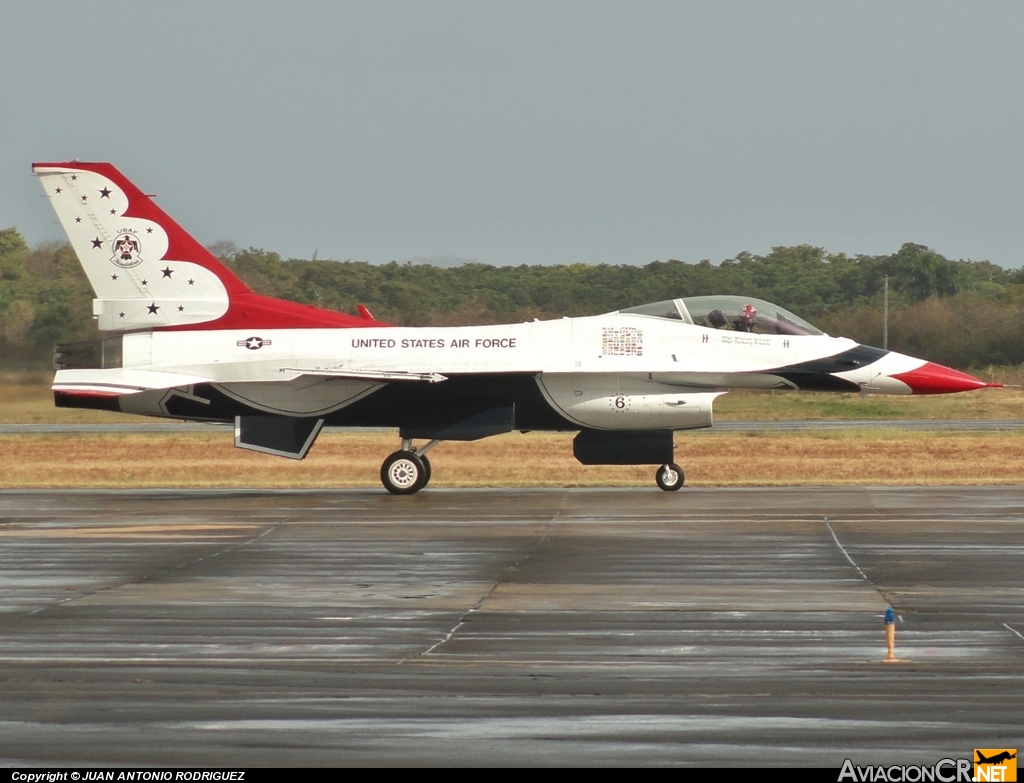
[{"x1": 890, "y1": 362, "x2": 999, "y2": 394}]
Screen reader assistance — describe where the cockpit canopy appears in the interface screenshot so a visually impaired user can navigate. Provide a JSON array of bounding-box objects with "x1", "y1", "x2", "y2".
[{"x1": 618, "y1": 296, "x2": 824, "y2": 336}]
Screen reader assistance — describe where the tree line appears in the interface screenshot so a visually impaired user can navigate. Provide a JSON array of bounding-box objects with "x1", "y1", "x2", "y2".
[{"x1": 3, "y1": 226, "x2": 1024, "y2": 370}]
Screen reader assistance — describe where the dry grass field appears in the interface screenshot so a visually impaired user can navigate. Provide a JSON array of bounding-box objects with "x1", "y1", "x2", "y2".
[{"x1": 2, "y1": 429, "x2": 1022, "y2": 489}]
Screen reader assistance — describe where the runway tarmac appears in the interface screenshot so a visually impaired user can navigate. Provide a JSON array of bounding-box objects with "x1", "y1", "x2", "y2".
[{"x1": 0, "y1": 487, "x2": 1021, "y2": 766}]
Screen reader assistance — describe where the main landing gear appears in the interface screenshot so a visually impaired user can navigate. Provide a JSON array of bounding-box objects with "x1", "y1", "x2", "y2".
[
  {"x1": 380, "y1": 439, "x2": 439, "y2": 495},
  {"x1": 655, "y1": 462, "x2": 685, "y2": 492}
]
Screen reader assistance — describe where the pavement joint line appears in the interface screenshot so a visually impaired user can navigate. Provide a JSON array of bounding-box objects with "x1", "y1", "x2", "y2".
[
  {"x1": 1002, "y1": 623, "x2": 1024, "y2": 644},
  {"x1": 22, "y1": 517, "x2": 288, "y2": 617},
  {"x1": 824, "y1": 517, "x2": 902, "y2": 620},
  {"x1": 416, "y1": 497, "x2": 567, "y2": 660}
]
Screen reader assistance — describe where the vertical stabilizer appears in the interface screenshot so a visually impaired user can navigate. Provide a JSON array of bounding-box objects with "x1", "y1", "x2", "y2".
[
  {"x1": 34, "y1": 161, "x2": 245, "y2": 330},
  {"x1": 34, "y1": 161, "x2": 384, "y2": 331}
]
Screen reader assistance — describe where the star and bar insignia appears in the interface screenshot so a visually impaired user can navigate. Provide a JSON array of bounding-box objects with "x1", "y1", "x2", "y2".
[{"x1": 237, "y1": 336, "x2": 272, "y2": 350}]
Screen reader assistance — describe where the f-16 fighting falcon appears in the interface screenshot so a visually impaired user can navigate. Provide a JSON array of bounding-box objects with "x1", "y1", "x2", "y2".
[{"x1": 34, "y1": 162, "x2": 1000, "y2": 493}]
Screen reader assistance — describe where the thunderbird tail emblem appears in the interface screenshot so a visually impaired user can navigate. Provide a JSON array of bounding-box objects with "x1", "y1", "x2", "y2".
[{"x1": 110, "y1": 231, "x2": 143, "y2": 268}]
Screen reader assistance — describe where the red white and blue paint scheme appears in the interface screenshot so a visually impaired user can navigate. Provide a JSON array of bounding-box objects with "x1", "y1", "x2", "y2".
[{"x1": 35, "y1": 161, "x2": 998, "y2": 493}]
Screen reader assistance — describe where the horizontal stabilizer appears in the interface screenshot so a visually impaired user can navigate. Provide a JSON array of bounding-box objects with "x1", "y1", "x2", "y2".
[
  {"x1": 53, "y1": 368, "x2": 215, "y2": 397},
  {"x1": 234, "y1": 415, "x2": 324, "y2": 460},
  {"x1": 93, "y1": 297, "x2": 229, "y2": 330}
]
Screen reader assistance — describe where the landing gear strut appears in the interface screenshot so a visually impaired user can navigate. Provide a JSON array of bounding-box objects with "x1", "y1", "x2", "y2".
[
  {"x1": 655, "y1": 462, "x2": 684, "y2": 492},
  {"x1": 380, "y1": 439, "x2": 439, "y2": 495}
]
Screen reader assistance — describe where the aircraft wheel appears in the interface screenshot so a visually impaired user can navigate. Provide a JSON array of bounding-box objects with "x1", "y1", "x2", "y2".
[
  {"x1": 418, "y1": 455, "x2": 432, "y2": 489},
  {"x1": 381, "y1": 451, "x2": 427, "y2": 495},
  {"x1": 655, "y1": 463, "x2": 685, "y2": 492}
]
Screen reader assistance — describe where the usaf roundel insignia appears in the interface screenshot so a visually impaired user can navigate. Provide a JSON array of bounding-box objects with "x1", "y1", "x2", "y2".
[
  {"x1": 238, "y1": 336, "x2": 272, "y2": 350},
  {"x1": 110, "y1": 231, "x2": 143, "y2": 269}
]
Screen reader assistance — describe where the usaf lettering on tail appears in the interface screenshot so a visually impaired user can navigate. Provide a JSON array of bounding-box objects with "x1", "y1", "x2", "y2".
[{"x1": 35, "y1": 162, "x2": 1002, "y2": 494}]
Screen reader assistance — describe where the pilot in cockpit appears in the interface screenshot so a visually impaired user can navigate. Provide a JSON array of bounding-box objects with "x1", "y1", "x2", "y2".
[
  {"x1": 733, "y1": 303, "x2": 758, "y2": 332},
  {"x1": 707, "y1": 309, "x2": 729, "y2": 329}
]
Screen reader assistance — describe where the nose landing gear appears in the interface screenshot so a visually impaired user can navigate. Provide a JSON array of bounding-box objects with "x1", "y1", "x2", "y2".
[
  {"x1": 380, "y1": 439, "x2": 438, "y2": 495},
  {"x1": 655, "y1": 462, "x2": 684, "y2": 491}
]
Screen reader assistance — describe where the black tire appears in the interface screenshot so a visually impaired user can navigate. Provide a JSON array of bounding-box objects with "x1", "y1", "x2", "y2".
[
  {"x1": 417, "y1": 454, "x2": 432, "y2": 490},
  {"x1": 381, "y1": 451, "x2": 427, "y2": 495},
  {"x1": 655, "y1": 463, "x2": 684, "y2": 492}
]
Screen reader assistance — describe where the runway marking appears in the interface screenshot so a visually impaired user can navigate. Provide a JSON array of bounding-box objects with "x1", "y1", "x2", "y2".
[
  {"x1": 824, "y1": 517, "x2": 901, "y2": 619},
  {"x1": 1003, "y1": 623, "x2": 1024, "y2": 644}
]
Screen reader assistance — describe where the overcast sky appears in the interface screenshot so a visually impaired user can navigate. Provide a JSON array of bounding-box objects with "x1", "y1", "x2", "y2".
[{"x1": 3, "y1": 2, "x2": 1024, "y2": 267}]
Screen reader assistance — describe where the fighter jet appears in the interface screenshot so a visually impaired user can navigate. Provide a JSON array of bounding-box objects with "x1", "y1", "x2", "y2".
[
  {"x1": 977, "y1": 752, "x2": 1017, "y2": 765},
  {"x1": 34, "y1": 161, "x2": 999, "y2": 493}
]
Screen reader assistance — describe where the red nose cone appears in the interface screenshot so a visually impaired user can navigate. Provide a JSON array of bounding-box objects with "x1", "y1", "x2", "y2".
[{"x1": 891, "y1": 362, "x2": 999, "y2": 394}]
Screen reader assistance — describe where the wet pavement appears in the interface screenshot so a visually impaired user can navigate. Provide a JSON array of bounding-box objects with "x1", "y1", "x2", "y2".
[{"x1": 0, "y1": 487, "x2": 1021, "y2": 765}]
